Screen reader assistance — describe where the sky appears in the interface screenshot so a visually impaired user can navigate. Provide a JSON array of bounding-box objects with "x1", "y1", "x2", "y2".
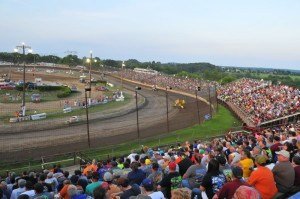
[{"x1": 0, "y1": 0, "x2": 300, "y2": 70}]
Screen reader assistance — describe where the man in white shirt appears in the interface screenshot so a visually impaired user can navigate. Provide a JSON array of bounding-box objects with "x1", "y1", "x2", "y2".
[
  {"x1": 10, "y1": 179, "x2": 26, "y2": 199},
  {"x1": 20, "y1": 181, "x2": 35, "y2": 198}
]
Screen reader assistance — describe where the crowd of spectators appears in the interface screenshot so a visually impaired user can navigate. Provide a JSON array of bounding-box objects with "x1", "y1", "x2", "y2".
[
  {"x1": 1, "y1": 122, "x2": 300, "y2": 199},
  {"x1": 218, "y1": 78, "x2": 300, "y2": 125},
  {"x1": 114, "y1": 70, "x2": 213, "y2": 94}
]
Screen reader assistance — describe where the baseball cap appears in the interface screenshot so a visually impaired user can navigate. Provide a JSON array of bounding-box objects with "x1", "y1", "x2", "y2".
[
  {"x1": 103, "y1": 172, "x2": 113, "y2": 182},
  {"x1": 255, "y1": 155, "x2": 267, "y2": 165},
  {"x1": 276, "y1": 150, "x2": 290, "y2": 159},
  {"x1": 145, "y1": 159, "x2": 151, "y2": 165},
  {"x1": 47, "y1": 172, "x2": 53, "y2": 178},
  {"x1": 169, "y1": 162, "x2": 176, "y2": 171},
  {"x1": 141, "y1": 178, "x2": 153, "y2": 189},
  {"x1": 199, "y1": 149, "x2": 205, "y2": 154}
]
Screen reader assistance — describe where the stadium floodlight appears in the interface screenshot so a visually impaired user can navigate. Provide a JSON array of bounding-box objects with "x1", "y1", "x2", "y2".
[
  {"x1": 195, "y1": 87, "x2": 201, "y2": 124},
  {"x1": 84, "y1": 86, "x2": 91, "y2": 148},
  {"x1": 15, "y1": 42, "x2": 32, "y2": 116},
  {"x1": 87, "y1": 50, "x2": 97, "y2": 98},
  {"x1": 135, "y1": 86, "x2": 141, "y2": 144}
]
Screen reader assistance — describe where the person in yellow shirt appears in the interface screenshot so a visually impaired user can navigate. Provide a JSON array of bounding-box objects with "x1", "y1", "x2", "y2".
[{"x1": 238, "y1": 149, "x2": 254, "y2": 178}]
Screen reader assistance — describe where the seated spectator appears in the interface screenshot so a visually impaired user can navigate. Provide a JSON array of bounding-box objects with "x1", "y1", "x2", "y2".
[
  {"x1": 213, "y1": 166, "x2": 248, "y2": 199},
  {"x1": 85, "y1": 172, "x2": 102, "y2": 196},
  {"x1": 232, "y1": 185, "x2": 260, "y2": 199},
  {"x1": 273, "y1": 150, "x2": 295, "y2": 193},
  {"x1": 270, "y1": 136, "x2": 282, "y2": 163},
  {"x1": 11, "y1": 179, "x2": 26, "y2": 199},
  {"x1": 33, "y1": 183, "x2": 53, "y2": 199},
  {"x1": 147, "y1": 163, "x2": 163, "y2": 189},
  {"x1": 182, "y1": 155, "x2": 206, "y2": 189},
  {"x1": 238, "y1": 149, "x2": 254, "y2": 178},
  {"x1": 192, "y1": 159, "x2": 226, "y2": 199},
  {"x1": 158, "y1": 162, "x2": 182, "y2": 199},
  {"x1": 127, "y1": 162, "x2": 146, "y2": 185},
  {"x1": 38, "y1": 174, "x2": 53, "y2": 193},
  {"x1": 292, "y1": 155, "x2": 300, "y2": 186},
  {"x1": 20, "y1": 181, "x2": 35, "y2": 198},
  {"x1": 247, "y1": 155, "x2": 277, "y2": 199},
  {"x1": 102, "y1": 172, "x2": 121, "y2": 199},
  {"x1": 93, "y1": 186, "x2": 107, "y2": 199},
  {"x1": 114, "y1": 178, "x2": 140, "y2": 199},
  {"x1": 45, "y1": 172, "x2": 58, "y2": 193},
  {"x1": 67, "y1": 184, "x2": 88, "y2": 199},
  {"x1": 170, "y1": 188, "x2": 191, "y2": 199},
  {"x1": 140, "y1": 178, "x2": 164, "y2": 199}
]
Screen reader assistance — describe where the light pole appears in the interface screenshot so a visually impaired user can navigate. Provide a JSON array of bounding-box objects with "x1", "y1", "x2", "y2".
[
  {"x1": 166, "y1": 86, "x2": 172, "y2": 133},
  {"x1": 135, "y1": 87, "x2": 141, "y2": 144},
  {"x1": 121, "y1": 61, "x2": 125, "y2": 89},
  {"x1": 195, "y1": 86, "x2": 201, "y2": 125},
  {"x1": 85, "y1": 86, "x2": 91, "y2": 148},
  {"x1": 86, "y1": 50, "x2": 97, "y2": 98},
  {"x1": 14, "y1": 42, "x2": 32, "y2": 116}
]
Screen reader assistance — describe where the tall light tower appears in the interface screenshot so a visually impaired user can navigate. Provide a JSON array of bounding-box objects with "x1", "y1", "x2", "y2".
[
  {"x1": 14, "y1": 42, "x2": 32, "y2": 116},
  {"x1": 121, "y1": 61, "x2": 125, "y2": 89},
  {"x1": 86, "y1": 50, "x2": 97, "y2": 98}
]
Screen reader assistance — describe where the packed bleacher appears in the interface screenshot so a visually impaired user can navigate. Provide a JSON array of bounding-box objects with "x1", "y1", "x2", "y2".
[
  {"x1": 114, "y1": 70, "x2": 213, "y2": 93},
  {"x1": 218, "y1": 78, "x2": 300, "y2": 125},
  {"x1": 1, "y1": 122, "x2": 300, "y2": 199}
]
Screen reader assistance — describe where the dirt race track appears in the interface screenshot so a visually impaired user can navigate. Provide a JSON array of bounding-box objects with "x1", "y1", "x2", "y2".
[{"x1": 0, "y1": 67, "x2": 210, "y2": 162}]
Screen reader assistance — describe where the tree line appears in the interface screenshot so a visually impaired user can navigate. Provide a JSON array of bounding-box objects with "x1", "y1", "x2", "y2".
[{"x1": 1, "y1": 52, "x2": 299, "y2": 87}]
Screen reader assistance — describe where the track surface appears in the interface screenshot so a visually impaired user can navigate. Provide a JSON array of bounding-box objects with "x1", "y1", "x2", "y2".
[{"x1": 0, "y1": 70, "x2": 210, "y2": 162}]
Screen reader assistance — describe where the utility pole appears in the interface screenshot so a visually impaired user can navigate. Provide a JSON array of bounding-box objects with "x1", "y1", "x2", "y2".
[{"x1": 14, "y1": 43, "x2": 32, "y2": 116}]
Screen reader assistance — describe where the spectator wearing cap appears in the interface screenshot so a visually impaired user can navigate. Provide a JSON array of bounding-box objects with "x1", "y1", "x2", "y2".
[
  {"x1": 10, "y1": 179, "x2": 26, "y2": 199},
  {"x1": 182, "y1": 155, "x2": 206, "y2": 189},
  {"x1": 292, "y1": 155, "x2": 300, "y2": 186},
  {"x1": 45, "y1": 172, "x2": 58, "y2": 193},
  {"x1": 102, "y1": 172, "x2": 121, "y2": 198},
  {"x1": 248, "y1": 155, "x2": 277, "y2": 199},
  {"x1": 213, "y1": 166, "x2": 248, "y2": 199},
  {"x1": 140, "y1": 178, "x2": 164, "y2": 199},
  {"x1": 272, "y1": 150, "x2": 295, "y2": 193},
  {"x1": 127, "y1": 162, "x2": 146, "y2": 186},
  {"x1": 158, "y1": 162, "x2": 182, "y2": 199},
  {"x1": 85, "y1": 172, "x2": 102, "y2": 196},
  {"x1": 177, "y1": 152, "x2": 193, "y2": 177}
]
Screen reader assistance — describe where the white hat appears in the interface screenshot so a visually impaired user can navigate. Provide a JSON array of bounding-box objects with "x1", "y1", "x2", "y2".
[{"x1": 276, "y1": 150, "x2": 290, "y2": 159}]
